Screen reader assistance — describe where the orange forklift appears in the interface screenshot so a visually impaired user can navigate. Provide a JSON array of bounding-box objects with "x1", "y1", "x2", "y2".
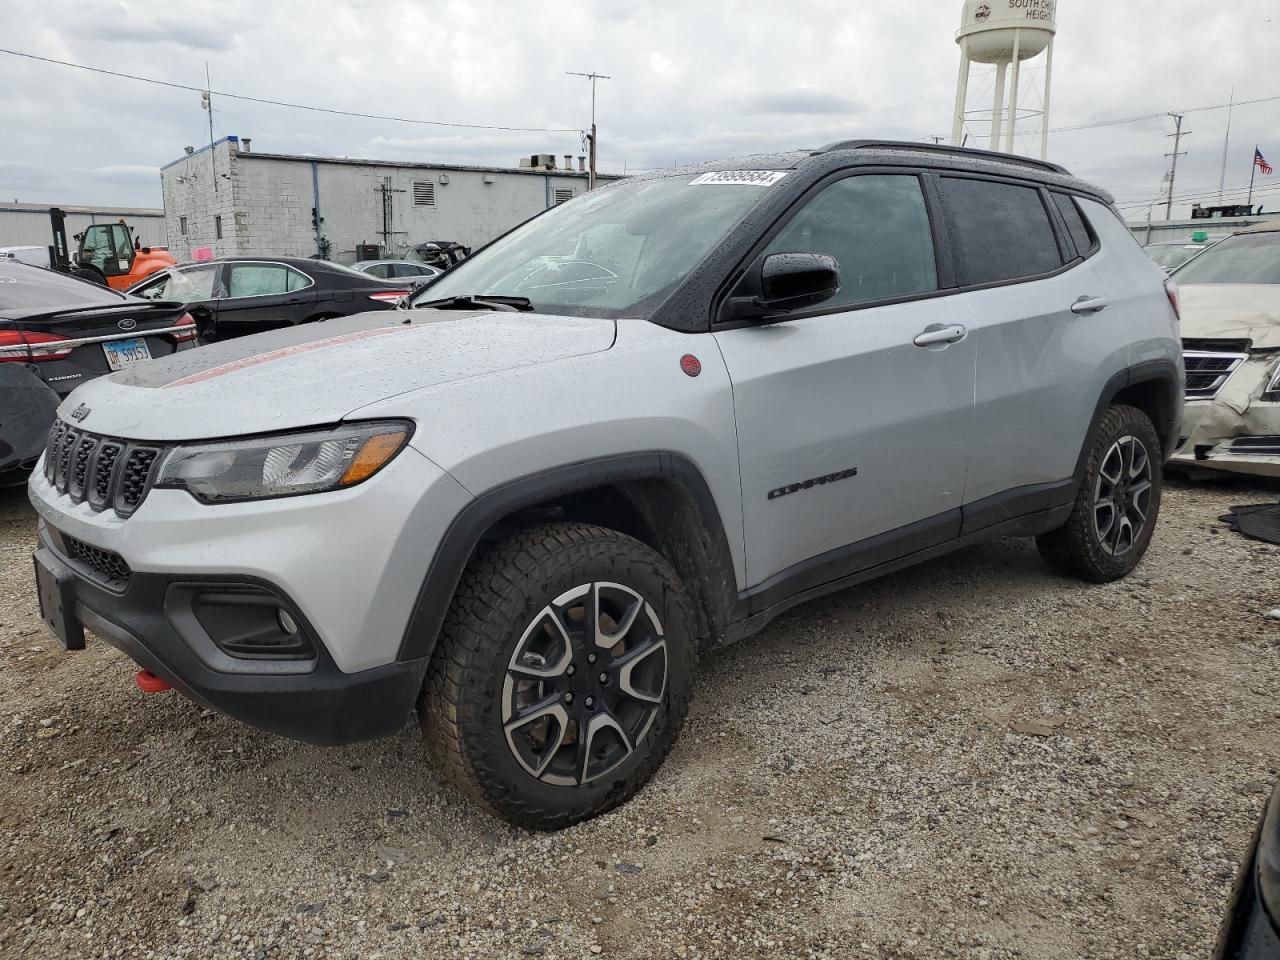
[{"x1": 49, "y1": 207, "x2": 176, "y2": 290}]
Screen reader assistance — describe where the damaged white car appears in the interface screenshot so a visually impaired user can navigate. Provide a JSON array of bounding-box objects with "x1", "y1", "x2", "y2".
[{"x1": 1172, "y1": 221, "x2": 1280, "y2": 478}]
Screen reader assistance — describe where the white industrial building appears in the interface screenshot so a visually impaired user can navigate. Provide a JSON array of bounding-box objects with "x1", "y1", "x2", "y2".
[
  {"x1": 160, "y1": 137, "x2": 617, "y2": 264},
  {"x1": 0, "y1": 202, "x2": 167, "y2": 252}
]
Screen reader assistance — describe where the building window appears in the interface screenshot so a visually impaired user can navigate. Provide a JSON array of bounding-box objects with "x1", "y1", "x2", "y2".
[
  {"x1": 179, "y1": 216, "x2": 188, "y2": 236},
  {"x1": 214, "y1": 215, "x2": 222, "y2": 240},
  {"x1": 413, "y1": 181, "x2": 435, "y2": 206},
  {"x1": 554, "y1": 188, "x2": 575, "y2": 205}
]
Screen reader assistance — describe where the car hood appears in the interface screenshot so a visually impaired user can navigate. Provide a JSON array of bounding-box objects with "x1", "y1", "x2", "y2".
[
  {"x1": 1179, "y1": 284, "x2": 1280, "y2": 349},
  {"x1": 56, "y1": 310, "x2": 617, "y2": 440}
]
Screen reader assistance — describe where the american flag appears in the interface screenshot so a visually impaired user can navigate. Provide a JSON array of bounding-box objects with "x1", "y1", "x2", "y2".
[{"x1": 1257, "y1": 148, "x2": 1275, "y2": 176}]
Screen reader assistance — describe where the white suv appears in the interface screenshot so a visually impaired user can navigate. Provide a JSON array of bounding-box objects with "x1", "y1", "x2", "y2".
[{"x1": 29, "y1": 143, "x2": 1183, "y2": 828}]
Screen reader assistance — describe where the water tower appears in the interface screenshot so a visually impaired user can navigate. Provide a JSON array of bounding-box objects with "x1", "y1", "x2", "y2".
[{"x1": 950, "y1": 0, "x2": 1058, "y2": 160}]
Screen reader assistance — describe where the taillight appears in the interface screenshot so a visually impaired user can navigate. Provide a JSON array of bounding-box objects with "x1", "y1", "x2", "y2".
[
  {"x1": 170, "y1": 312, "x2": 199, "y2": 343},
  {"x1": 368, "y1": 290, "x2": 410, "y2": 303},
  {"x1": 1165, "y1": 281, "x2": 1181, "y2": 323},
  {"x1": 0, "y1": 330, "x2": 72, "y2": 362}
]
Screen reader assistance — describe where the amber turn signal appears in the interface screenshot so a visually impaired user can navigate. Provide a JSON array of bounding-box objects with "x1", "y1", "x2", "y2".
[{"x1": 340, "y1": 430, "x2": 409, "y2": 486}]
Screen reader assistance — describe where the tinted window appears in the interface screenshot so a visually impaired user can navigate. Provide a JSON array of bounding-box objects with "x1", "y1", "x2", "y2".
[
  {"x1": 763, "y1": 175, "x2": 937, "y2": 308},
  {"x1": 1053, "y1": 194, "x2": 1094, "y2": 257},
  {"x1": 286, "y1": 267, "x2": 310, "y2": 291},
  {"x1": 940, "y1": 178, "x2": 1061, "y2": 285},
  {"x1": 227, "y1": 264, "x2": 291, "y2": 297},
  {"x1": 1173, "y1": 233, "x2": 1280, "y2": 285}
]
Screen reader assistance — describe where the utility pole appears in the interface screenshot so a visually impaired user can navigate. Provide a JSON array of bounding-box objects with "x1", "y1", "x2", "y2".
[
  {"x1": 567, "y1": 71, "x2": 610, "y2": 190},
  {"x1": 1218, "y1": 86, "x2": 1234, "y2": 203},
  {"x1": 1164, "y1": 113, "x2": 1190, "y2": 221},
  {"x1": 203, "y1": 62, "x2": 217, "y2": 192}
]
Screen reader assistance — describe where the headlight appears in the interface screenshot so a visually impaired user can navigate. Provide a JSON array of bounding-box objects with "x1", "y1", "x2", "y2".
[{"x1": 155, "y1": 421, "x2": 412, "y2": 503}]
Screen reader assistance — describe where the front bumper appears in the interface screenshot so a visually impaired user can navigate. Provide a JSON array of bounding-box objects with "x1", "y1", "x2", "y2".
[
  {"x1": 1172, "y1": 356, "x2": 1280, "y2": 478},
  {"x1": 34, "y1": 523, "x2": 429, "y2": 745},
  {"x1": 1172, "y1": 397, "x2": 1280, "y2": 478}
]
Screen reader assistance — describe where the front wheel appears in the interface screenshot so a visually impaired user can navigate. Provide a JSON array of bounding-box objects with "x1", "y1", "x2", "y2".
[
  {"x1": 420, "y1": 523, "x2": 696, "y2": 829},
  {"x1": 1037, "y1": 404, "x2": 1163, "y2": 583}
]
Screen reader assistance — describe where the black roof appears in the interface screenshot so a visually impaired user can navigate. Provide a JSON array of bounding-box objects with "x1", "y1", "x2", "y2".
[{"x1": 614, "y1": 140, "x2": 1112, "y2": 204}]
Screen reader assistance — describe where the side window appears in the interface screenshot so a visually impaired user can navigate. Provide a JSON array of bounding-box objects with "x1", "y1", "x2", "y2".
[
  {"x1": 132, "y1": 274, "x2": 171, "y2": 300},
  {"x1": 285, "y1": 267, "x2": 310, "y2": 291},
  {"x1": 367, "y1": 264, "x2": 391, "y2": 278},
  {"x1": 763, "y1": 175, "x2": 938, "y2": 309},
  {"x1": 1052, "y1": 194, "x2": 1095, "y2": 258},
  {"x1": 226, "y1": 264, "x2": 290, "y2": 298},
  {"x1": 168, "y1": 264, "x2": 220, "y2": 301},
  {"x1": 939, "y1": 178, "x2": 1062, "y2": 285}
]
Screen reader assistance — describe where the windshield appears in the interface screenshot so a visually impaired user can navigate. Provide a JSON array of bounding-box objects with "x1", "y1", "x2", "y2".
[
  {"x1": 1174, "y1": 232, "x2": 1280, "y2": 285},
  {"x1": 1147, "y1": 245, "x2": 1206, "y2": 270},
  {"x1": 412, "y1": 174, "x2": 774, "y2": 318}
]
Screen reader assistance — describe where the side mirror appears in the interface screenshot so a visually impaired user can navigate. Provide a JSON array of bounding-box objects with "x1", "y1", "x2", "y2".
[
  {"x1": 760, "y1": 253, "x2": 840, "y2": 311},
  {"x1": 722, "y1": 253, "x2": 841, "y2": 322}
]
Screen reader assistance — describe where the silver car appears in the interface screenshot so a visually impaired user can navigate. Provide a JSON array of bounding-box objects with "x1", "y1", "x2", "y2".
[
  {"x1": 29, "y1": 141, "x2": 1182, "y2": 828},
  {"x1": 1171, "y1": 221, "x2": 1280, "y2": 477},
  {"x1": 349, "y1": 259, "x2": 441, "y2": 281}
]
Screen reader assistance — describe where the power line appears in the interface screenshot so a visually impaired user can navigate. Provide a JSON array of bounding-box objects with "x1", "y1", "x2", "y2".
[
  {"x1": 1047, "y1": 92, "x2": 1280, "y2": 134},
  {"x1": 0, "y1": 46, "x2": 581, "y2": 135}
]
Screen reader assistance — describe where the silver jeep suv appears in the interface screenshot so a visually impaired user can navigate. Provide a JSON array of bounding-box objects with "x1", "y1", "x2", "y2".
[{"x1": 29, "y1": 142, "x2": 1183, "y2": 828}]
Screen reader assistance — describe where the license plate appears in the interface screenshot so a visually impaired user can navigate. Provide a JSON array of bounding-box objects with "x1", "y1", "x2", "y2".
[
  {"x1": 33, "y1": 553, "x2": 85, "y2": 650},
  {"x1": 103, "y1": 338, "x2": 152, "y2": 371}
]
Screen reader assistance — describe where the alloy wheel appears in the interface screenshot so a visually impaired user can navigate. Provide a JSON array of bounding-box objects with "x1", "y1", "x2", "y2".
[
  {"x1": 501, "y1": 582, "x2": 667, "y2": 786},
  {"x1": 1092, "y1": 435, "x2": 1153, "y2": 557}
]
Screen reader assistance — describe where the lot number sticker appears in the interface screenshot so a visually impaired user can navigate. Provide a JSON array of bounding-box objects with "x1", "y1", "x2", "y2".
[{"x1": 690, "y1": 171, "x2": 789, "y2": 186}]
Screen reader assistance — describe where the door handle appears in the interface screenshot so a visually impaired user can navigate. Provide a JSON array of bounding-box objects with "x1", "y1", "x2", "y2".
[
  {"x1": 1070, "y1": 296, "x2": 1109, "y2": 315},
  {"x1": 913, "y1": 324, "x2": 968, "y2": 348}
]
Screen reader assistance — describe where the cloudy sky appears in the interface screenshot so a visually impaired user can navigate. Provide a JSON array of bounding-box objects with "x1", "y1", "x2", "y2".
[{"x1": 2, "y1": 0, "x2": 1279, "y2": 222}]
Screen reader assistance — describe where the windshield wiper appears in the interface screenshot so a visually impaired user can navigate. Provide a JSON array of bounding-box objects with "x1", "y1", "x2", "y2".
[{"x1": 411, "y1": 294, "x2": 535, "y2": 313}]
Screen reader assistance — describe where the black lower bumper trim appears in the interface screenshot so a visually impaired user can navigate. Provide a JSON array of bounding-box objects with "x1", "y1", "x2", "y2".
[{"x1": 35, "y1": 526, "x2": 427, "y2": 746}]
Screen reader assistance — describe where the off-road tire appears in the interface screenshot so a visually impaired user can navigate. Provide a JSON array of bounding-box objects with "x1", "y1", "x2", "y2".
[
  {"x1": 1037, "y1": 404, "x2": 1163, "y2": 583},
  {"x1": 420, "y1": 522, "x2": 696, "y2": 830}
]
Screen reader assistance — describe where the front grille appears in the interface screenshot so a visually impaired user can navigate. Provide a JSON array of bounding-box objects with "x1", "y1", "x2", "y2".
[
  {"x1": 1229, "y1": 437, "x2": 1280, "y2": 456},
  {"x1": 41, "y1": 421, "x2": 164, "y2": 517},
  {"x1": 1184, "y1": 348, "x2": 1249, "y2": 401},
  {"x1": 63, "y1": 535, "x2": 132, "y2": 587}
]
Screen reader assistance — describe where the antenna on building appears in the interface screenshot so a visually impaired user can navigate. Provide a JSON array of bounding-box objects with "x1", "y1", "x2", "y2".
[
  {"x1": 567, "y1": 71, "x2": 611, "y2": 190},
  {"x1": 951, "y1": 1, "x2": 1058, "y2": 160}
]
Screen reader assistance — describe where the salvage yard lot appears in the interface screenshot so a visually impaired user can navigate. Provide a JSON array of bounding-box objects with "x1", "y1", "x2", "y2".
[{"x1": 1, "y1": 478, "x2": 1278, "y2": 960}]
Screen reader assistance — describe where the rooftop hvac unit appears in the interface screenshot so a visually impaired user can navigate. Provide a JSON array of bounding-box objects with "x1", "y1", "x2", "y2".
[{"x1": 529, "y1": 154, "x2": 556, "y2": 169}]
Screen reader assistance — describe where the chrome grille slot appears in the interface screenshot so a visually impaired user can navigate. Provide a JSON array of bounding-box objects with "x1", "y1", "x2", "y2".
[{"x1": 1183, "y1": 350, "x2": 1248, "y2": 402}]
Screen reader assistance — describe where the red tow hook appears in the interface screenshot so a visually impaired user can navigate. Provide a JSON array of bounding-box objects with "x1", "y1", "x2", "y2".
[{"x1": 135, "y1": 670, "x2": 172, "y2": 693}]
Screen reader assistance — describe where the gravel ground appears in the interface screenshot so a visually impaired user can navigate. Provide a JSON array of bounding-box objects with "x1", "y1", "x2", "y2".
[{"x1": 2, "y1": 476, "x2": 1279, "y2": 960}]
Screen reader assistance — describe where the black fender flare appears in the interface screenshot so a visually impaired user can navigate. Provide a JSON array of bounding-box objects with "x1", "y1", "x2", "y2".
[
  {"x1": 1076, "y1": 360, "x2": 1183, "y2": 479},
  {"x1": 396, "y1": 451, "x2": 739, "y2": 662}
]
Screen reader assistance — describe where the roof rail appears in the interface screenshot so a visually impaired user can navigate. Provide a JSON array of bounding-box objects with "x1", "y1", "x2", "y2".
[{"x1": 813, "y1": 140, "x2": 1070, "y2": 176}]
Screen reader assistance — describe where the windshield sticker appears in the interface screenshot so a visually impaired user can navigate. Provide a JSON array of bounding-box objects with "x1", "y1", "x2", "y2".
[{"x1": 690, "y1": 171, "x2": 789, "y2": 187}]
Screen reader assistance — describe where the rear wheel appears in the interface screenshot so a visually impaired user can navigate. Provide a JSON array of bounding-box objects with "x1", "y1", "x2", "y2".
[
  {"x1": 1037, "y1": 404, "x2": 1163, "y2": 582},
  {"x1": 420, "y1": 523, "x2": 696, "y2": 829}
]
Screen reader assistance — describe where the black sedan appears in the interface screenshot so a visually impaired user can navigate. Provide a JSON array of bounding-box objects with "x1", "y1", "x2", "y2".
[
  {"x1": 0, "y1": 259, "x2": 195, "y2": 483},
  {"x1": 127, "y1": 256, "x2": 418, "y2": 341},
  {"x1": 1215, "y1": 781, "x2": 1280, "y2": 959}
]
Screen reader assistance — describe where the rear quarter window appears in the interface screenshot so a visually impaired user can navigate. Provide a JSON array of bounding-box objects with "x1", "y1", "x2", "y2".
[
  {"x1": 1052, "y1": 194, "x2": 1096, "y2": 257},
  {"x1": 939, "y1": 178, "x2": 1063, "y2": 286}
]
